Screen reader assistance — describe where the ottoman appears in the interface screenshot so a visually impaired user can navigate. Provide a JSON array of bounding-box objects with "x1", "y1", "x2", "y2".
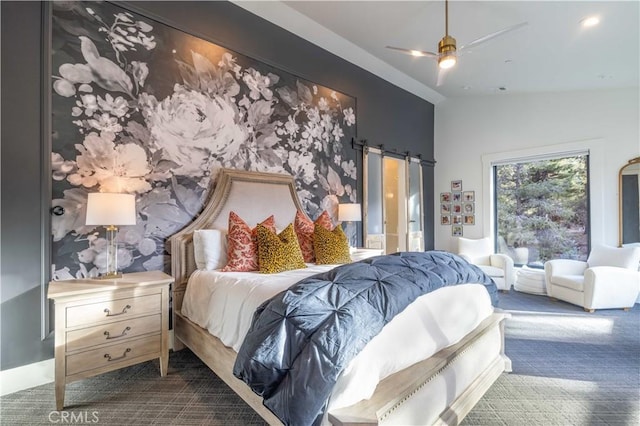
[{"x1": 514, "y1": 265, "x2": 547, "y2": 295}]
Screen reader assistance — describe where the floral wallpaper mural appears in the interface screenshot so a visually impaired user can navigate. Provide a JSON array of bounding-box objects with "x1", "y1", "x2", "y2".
[{"x1": 50, "y1": 1, "x2": 357, "y2": 280}]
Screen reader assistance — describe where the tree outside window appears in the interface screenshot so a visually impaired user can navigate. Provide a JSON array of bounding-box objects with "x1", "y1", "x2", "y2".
[{"x1": 494, "y1": 155, "x2": 589, "y2": 267}]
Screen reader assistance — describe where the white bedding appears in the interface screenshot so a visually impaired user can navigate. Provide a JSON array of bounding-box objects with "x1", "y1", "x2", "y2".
[
  {"x1": 181, "y1": 264, "x2": 336, "y2": 351},
  {"x1": 181, "y1": 265, "x2": 494, "y2": 414}
]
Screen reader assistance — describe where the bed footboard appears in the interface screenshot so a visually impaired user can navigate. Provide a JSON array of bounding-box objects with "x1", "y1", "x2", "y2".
[
  {"x1": 174, "y1": 308, "x2": 509, "y2": 426},
  {"x1": 328, "y1": 312, "x2": 510, "y2": 426}
]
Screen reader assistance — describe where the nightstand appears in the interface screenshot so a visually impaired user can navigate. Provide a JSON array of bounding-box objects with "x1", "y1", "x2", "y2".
[
  {"x1": 351, "y1": 248, "x2": 384, "y2": 262},
  {"x1": 48, "y1": 271, "x2": 172, "y2": 410}
]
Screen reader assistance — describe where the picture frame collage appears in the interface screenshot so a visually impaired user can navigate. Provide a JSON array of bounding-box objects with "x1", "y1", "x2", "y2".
[{"x1": 440, "y1": 180, "x2": 475, "y2": 236}]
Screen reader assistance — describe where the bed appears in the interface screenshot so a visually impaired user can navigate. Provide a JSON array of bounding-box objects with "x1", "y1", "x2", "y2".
[{"x1": 170, "y1": 168, "x2": 511, "y2": 425}]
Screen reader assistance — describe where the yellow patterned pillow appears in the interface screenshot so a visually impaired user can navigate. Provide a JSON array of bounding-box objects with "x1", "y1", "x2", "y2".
[
  {"x1": 257, "y1": 223, "x2": 307, "y2": 274},
  {"x1": 313, "y1": 224, "x2": 352, "y2": 264}
]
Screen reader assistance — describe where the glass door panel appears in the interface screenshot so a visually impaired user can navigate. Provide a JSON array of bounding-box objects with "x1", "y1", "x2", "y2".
[
  {"x1": 407, "y1": 159, "x2": 424, "y2": 251},
  {"x1": 383, "y1": 157, "x2": 406, "y2": 253},
  {"x1": 364, "y1": 149, "x2": 385, "y2": 250},
  {"x1": 364, "y1": 148, "x2": 424, "y2": 254}
]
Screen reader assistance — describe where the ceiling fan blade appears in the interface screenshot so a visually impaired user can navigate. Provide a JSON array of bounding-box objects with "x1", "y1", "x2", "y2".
[
  {"x1": 386, "y1": 46, "x2": 438, "y2": 58},
  {"x1": 459, "y1": 21, "x2": 528, "y2": 51}
]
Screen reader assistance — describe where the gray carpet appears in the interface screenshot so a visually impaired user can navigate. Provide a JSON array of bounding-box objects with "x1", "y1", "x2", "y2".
[
  {"x1": 462, "y1": 292, "x2": 640, "y2": 426},
  {"x1": 1, "y1": 291, "x2": 638, "y2": 425}
]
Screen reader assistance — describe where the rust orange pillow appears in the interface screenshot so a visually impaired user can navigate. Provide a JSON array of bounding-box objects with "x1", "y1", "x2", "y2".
[
  {"x1": 294, "y1": 210, "x2": 333, "y2": 263},
  {"x1": 222, "y1": 212, "x2": 276, "y2": 272}
]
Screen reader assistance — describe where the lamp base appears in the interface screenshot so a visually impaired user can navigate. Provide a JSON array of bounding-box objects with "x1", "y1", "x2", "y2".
[
  {"x1": 95, "y1": 272, "x2": 123, "y2": 280},
  {"x1": 104, "y1": 225, "x2": 121, "y2": 280}
]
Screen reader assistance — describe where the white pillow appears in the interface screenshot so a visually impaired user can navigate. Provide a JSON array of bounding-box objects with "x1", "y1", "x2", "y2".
[
  {"x1": 193, "y1": 229, "x2": 228, "y2": 270},
  {"x1": 587, "y1": 245, "x2": 640, "y2": 269}
]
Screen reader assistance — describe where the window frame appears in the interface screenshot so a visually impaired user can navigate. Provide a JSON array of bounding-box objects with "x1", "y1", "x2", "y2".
[
  {"x1": 492, "y1": 154, "x2": 591, "y2": 266},
  {"x1": 481, "y1": 139, "x2": 606, "y2": 258}
]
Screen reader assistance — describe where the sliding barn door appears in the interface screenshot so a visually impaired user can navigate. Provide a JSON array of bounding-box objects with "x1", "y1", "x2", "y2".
[
  {"x1": 363, "y1": 148, "x2": 385, "y2": 250},
  {"x1": 364, "y1": 148, "x2": 424, "y2": 253},
  {"x1": 407, "y1": 157, "x2": 425, "y2": 251}
]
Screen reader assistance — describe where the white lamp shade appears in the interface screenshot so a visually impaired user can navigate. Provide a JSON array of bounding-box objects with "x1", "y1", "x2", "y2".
[
  {"x1": 338, "y1": 203, "x2": 362, "y2": 222},
  {"x1": 86, "y1": 193, "x2": 137, "y2": 226}
]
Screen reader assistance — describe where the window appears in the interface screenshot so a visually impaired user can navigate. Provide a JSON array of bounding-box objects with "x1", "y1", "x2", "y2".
[{"x1": 494, "y1": 154, "x2": 589, "y2": 266}]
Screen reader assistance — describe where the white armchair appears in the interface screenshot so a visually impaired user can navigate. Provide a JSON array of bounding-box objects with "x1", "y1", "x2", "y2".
[
  {"x1": 457, "y1": 237, "x2": 515, "y2": 291},
  {"x1": 544, "y1": 245, "x2": 640, "y2": 312}
]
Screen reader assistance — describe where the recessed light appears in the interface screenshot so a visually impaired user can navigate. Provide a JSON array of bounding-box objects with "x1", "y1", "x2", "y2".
[
  {"x1": 580, "y1": 16, "x2": 600, "y2": 28},
  {"x1": 410, "y1": 50, "x2": 425, "y2": 57},
  {"x1": 498, "y1": 87, "x2": 507, "y2": 91},
  {"x1": 462, "y1": 85, "x2": 471, "y2": 90},
  {"x1": 504, "y1": 59, "x2": 513, "y2": 64}
]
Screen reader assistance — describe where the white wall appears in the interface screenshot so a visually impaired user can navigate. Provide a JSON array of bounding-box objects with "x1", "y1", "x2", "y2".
[{"x1": 434, "y1": 88, "x2": 640, "y2": 252}]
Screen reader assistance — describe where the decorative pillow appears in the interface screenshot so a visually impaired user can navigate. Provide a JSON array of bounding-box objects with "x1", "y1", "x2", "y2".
[
  {"x1": 313, "y1": 224, "x2": 352, "y2": 265},
  {"x1": 587, "y1": 245, "x2": 640, "y2": 269},
  {"x1": 222, "y1": 212, "x2": 276, "y2": 272},
  {"x1": 193, "y1": 229, "x2": 227, "y2": 270},
  {"x1": 257, "y1": 224, "x2": 307, "y2": 274},
  {"x1": 294, "y1": 210, "x2": 333, "y2": 263}
]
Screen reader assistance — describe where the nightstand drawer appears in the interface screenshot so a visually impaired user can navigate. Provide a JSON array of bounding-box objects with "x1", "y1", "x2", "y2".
[
  {"x1": 66, "y1": 294, "x2": 161, "y2": 328},
  {"x1": 66, "y1": 314, "x2": 161, "y2": 352},
  {"x1": 66, "y1": 335, "x2": 160, "y2": 377},
  {"x1": 49, "y1": 271, "x2": 172, "y2": 410}
]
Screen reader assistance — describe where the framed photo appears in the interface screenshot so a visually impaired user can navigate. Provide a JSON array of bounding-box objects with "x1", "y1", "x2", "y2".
[
  {"x1": 451, "y1": 180, "x2": 462, "y2": 191},
  {"x1": 452, "y1": 215, "x2": 463, "y2": 225},
  {"x1": 452, "y1": 225, "x2": 463, "y2": 237},
  {"x1": 464, "y1": 215, "x2": 475, "y2": 225},
  {"x1": 463, "y1": 191, "x2": 475, "y2": 202},
  {"x1": 441, "y1": 203, "x2": 451, "y2": 214},
  {"x1": 441, "y1": 215, "x2": 451, "y2": 225},
  {"x1": 440, "y1": 192, "x2": 451, "y2": 203},
  {"x1": 452, "y1": 203, "x2": 462, "y2": 214},
  {"x1": 452, "y1": 192, "x2": 462, "y2": 202},
  {"x1": 463, "y1": 202, "x2": 474, "y2": 214}
]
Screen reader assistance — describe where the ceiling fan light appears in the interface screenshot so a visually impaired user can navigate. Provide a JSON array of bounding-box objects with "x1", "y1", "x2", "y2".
[
  {"x1": 439, "y1": 54, "x2": 457, "y2": 69},
  {"x1": 438, "y1": 34, "x2": 457, "y2": 69},
  {"x1": 581, "y1": 16, "x2": 600, "y2": 28}
]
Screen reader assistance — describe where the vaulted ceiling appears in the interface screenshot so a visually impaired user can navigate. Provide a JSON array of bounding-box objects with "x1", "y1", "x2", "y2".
[{"x1": 235, "y1": 1, "x2": 639, "y2": 104}]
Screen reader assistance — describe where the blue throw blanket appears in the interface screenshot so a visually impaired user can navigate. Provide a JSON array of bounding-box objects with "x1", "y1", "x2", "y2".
[{"x1": 233, "y1": 251, "x2": 497, "y2": 425}]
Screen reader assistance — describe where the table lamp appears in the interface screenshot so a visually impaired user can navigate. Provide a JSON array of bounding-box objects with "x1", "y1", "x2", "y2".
[
  {"x1": 85, "y1": 192, "x2": 136, "y2": 279},
  {"x1": 338, "y1": 203, "x2": 362, "y2": 249}
]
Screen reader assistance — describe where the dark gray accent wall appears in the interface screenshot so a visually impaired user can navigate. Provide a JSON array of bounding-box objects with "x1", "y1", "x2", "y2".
[
  {"x1": 0, "y1": 0, "x2": 434, "y2": 370},
  {"x1": 1, "y1": 1, "x2": 54, "y2": 370}
]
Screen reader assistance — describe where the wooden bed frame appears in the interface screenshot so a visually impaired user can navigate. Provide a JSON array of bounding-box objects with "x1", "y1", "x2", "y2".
[{"x1": 170, "y1": 168, "x2": 511, "y2": 425}]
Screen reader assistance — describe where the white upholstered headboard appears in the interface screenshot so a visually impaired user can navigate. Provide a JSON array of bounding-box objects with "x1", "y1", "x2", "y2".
[{"x1": 169, "y1": 168, "x2": 310, "y2": 293}]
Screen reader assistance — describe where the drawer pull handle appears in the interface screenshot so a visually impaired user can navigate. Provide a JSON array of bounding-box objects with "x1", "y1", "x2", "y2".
[
  {"x1": 104, "y1": 305, "x2": 131, "y2": 317},
  {"x1": 104, "y1": 326, "x2": 131, "y2": 340},
  {"x1": 104, "y1": 348, "x2": 131, "y2": 362}
]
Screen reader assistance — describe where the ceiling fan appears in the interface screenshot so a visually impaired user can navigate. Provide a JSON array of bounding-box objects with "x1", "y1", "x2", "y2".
[{"x1": 386, "y1": 0, "x2": 527, "y2": 71}]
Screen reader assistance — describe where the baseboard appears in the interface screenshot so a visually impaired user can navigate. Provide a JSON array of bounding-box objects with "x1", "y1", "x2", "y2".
[
  {"x1": 0, "y1": 330, "x2": 176, "y2": 396},
  {"x1": 0, "y1": 358, "x2": 55, "y2": 396}
]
